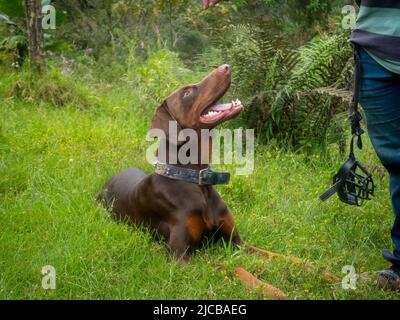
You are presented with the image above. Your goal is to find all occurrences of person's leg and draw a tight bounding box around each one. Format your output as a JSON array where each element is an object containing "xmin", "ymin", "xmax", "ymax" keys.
[
  {"xmin": 359, "ymin": 48, "xmax": 400, "ymax": 269},
  {"xmin": 386, "ymin": 174, "xmax": 400, "ymax": 261}
]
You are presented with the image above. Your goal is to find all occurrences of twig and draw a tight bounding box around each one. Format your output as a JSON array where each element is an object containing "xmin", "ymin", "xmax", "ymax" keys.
[
  {"xmin": 234, "ymin": 267, "xmax": 287, "ymax": 300},
  {"xmin": 242, "ymin": 244, "xmax": 340, "ymax": 283},
  {"xmin": 211, "ymin": 262, "xmax": 287, "ymax": 300}
]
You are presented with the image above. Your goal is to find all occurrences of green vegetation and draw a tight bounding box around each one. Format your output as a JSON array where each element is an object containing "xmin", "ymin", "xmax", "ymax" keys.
[
  {"xmin": 0, "ymin": 64, "xmax": 397, "ymax": 299},
  {"xmin": 1, "ymin": 0, "xmax": 398, "ymax": 300}
]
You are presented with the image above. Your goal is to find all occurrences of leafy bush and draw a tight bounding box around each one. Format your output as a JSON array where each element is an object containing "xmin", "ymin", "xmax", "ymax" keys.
[
  {"xmin": 131, "ymin": 48, "xmax": 198, "ymax": 101},
  {"xmin": 0, "ymin": 0, "xmax": 67, "ymax": 67},
  {"xmin": 0, "ymin": 8, "xmax": 27, "ymax": 67},
  {"xmin": 6, "ymin": 68, "xmax": 100, "ymax": 109},
  {"xmin": 220, "ymin": 23, "xmax": 353, "ymax": 152}
]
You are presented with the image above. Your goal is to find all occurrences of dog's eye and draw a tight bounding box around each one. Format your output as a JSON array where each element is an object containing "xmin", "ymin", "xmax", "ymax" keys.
[{"xmin": 183, "ymin": 88, "xmax": 193, "ymax": 98}]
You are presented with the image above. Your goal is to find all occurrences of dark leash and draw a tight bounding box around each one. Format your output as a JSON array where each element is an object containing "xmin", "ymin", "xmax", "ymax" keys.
[{"xmin": 320, "ymin": 44, "xmax": 375, "ymax": 206}]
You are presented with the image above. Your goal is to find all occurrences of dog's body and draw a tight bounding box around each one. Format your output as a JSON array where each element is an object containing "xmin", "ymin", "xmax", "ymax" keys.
[
  {"xmin": 100, "ymin": 65, "xmax": 243, "ymax": 258},
  {"xmin": 100, "ymin": 169, "xmax": 240, "ymax": 256}
]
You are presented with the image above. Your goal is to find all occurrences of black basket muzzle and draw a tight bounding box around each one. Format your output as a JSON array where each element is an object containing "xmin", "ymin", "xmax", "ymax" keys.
[
  {"xmin": 320, "ymin": 44, "xmax": 375, "ymax": 207},
  {"xmin": 320, "ymin": 137, "xmax": 375, "ymax": 207}
]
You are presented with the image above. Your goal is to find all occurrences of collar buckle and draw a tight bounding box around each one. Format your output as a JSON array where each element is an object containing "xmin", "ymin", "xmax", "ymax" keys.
[{"xmin": 199, "ymin": 167, "xmax": 212, "ymax": 185}]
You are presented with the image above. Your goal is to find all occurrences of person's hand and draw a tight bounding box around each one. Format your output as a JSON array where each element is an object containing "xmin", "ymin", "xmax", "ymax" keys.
[{"xmin": 202, "ymin": 0, "xmax": 223, "ymax": 9}]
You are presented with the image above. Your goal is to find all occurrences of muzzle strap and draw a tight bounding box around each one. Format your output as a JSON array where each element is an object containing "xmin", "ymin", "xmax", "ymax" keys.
[
  {"xmin": 319, "ymin": 180, "xmax": 342, "ymax": 202},
  {"xmin": 349, "ymin": 44, "xmax": 364, "ymax": 150}
]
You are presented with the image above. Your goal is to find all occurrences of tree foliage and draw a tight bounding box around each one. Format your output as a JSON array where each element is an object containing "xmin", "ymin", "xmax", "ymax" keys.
[
  {"xmin": 0, "ymin": 0, "xmax": 356, "ymax": 152},
  {"xmin": 219, "ymin": 22, "xmax": 353, "ymax": 151}
]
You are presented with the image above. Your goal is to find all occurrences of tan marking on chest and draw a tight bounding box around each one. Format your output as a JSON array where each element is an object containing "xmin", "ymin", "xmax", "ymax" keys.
[{"xmin": 186, "ymin": 215, "xmax": 205, "ymax": 243}]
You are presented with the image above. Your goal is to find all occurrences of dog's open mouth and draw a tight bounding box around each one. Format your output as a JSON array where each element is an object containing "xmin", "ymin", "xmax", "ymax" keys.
[{"xmin": 200, "ymin": 99, "xmax": 243, "ymax": 125}]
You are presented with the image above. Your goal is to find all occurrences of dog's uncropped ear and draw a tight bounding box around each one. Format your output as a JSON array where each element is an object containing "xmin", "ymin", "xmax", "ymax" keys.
[
  {"xmin": 151, "ymin": 101, "xmax": 172, "ymax": 135},
  {"xmin": 151, "ymin": 101, "xmax": 183, "ymax": 144}
]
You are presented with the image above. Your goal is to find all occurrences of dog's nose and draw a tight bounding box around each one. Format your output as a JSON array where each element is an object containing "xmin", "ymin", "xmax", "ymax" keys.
[{"xmin": 218, "ymin": 64, "xmax": 231, "ymax": 75}]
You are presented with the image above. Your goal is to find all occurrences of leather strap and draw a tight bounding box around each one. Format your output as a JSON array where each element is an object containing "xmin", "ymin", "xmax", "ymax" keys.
[
  {"xmin": 319, "ymin": 179, "xmax": 342, "ymax": 202},
  {"xmin": 154, "ymin": 163, "xmax": 230, "ymax": 186},
  {"xmin": 349, "ymin": 43, "xmax": 364, "ymax": 150}
]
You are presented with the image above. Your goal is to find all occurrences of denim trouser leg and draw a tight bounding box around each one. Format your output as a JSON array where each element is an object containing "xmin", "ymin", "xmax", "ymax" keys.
[
  {"xmin": 359, "ymin": 48, "xmax": 400, "ymax": 267},
  {"xmin": 388, "ymin": 174, "xmax": 400, "ymax": 263}
]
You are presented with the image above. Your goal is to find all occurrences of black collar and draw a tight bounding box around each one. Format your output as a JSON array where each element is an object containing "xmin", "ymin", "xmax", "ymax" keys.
[{"xmin": 154, "ymin": 163, "xmax": 230, "ymax": 186}]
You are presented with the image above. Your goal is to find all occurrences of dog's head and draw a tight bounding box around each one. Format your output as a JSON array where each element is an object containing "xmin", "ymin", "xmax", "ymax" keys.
[{"xmin": 151, "ymin": 64, "xmax": 243, "ymax": 137}]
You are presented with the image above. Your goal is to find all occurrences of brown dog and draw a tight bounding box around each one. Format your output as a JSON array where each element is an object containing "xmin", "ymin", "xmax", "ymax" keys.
[
  {"xmin": 99, "ymin": 64, "xmax": 244, "ymax": 259},
  {"xmin": 98, "ymin": 65, "xmax": 337, "ymax": 290}
]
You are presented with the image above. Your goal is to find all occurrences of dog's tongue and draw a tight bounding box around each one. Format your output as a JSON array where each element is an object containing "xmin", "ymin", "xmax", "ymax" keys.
[
  {"xmin": 209, "ymin": 99, "xmax": 242, "ymax": 111},
  {"xmin": 209, "ymin": 103, "xmax": 232, "ymax": 111}
]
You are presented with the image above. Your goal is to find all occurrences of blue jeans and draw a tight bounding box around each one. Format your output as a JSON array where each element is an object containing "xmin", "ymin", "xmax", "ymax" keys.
[{"xmin": 359, "ymin": 48, "xmax": 400, "ymax": 267}]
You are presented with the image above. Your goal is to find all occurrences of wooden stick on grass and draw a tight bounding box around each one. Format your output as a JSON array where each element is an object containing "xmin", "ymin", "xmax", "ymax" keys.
[
  {"xmin": 234, "ymin": 267, "xmax": 287, "ymax": 300},
  {"xmin": 242, "ymin": 244, "xmax": 340, "ymax": 283}
]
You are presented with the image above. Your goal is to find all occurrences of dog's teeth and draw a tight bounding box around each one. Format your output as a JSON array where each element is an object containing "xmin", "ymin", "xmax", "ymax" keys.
[{"xmin": 202, "ymin": 110, "xmax": 223, "ymax": 118}]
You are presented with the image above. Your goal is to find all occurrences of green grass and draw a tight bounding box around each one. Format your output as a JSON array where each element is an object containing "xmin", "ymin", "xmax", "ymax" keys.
[{"xmin": 0, "ymin": 68, "xmax": 399, "ymax": 300}]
